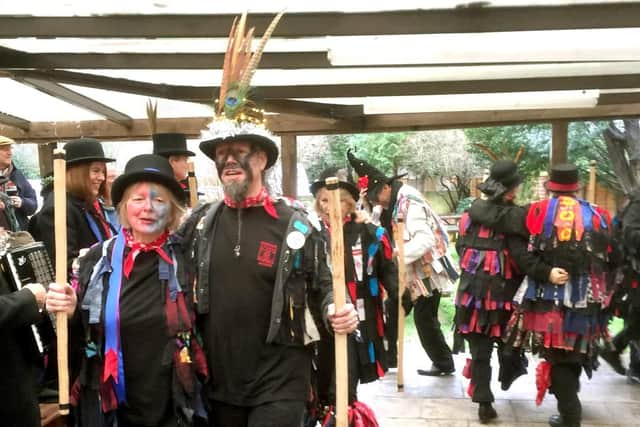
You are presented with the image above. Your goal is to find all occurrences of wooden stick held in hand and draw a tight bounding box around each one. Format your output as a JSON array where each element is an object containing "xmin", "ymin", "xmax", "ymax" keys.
[
  {"xmin": 53, "ymin": 148, "xmax": 69, "ymax": 415},
  {"xmin": 325, "ymin": 177, "xmax": 348, "ymax": 427},
  {"xmin": 393, "ymin": 214, "xmax": 407, "ymax": 390},
  {"xmin": 187, "ymin": 160, "xmax": 198, "ymax": 208}
]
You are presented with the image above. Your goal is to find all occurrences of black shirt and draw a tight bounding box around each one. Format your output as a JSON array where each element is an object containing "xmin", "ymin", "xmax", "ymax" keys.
[
  {"xmin": 205, "ymin": 204, "xmax": 310, "ymax": 406},
  {"xmin": 119, "ymin": 251, "xmax": 172, "ymax": 425}
]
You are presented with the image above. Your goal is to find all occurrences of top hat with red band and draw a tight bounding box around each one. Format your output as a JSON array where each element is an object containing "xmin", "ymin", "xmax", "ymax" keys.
[{"xmin": 545, "ymin": 163, "xmax": 580, "ymax": 192}]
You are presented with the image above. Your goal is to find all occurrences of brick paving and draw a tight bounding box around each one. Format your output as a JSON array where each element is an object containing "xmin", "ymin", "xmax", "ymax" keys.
[{"xmin": 356, "ymin": 337, "xmax": 640, "ymax": 427}]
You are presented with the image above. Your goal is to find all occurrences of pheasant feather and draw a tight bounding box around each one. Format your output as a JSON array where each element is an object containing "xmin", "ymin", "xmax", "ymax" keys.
[
  {"xmin": 146, "ymin": 99, "xmax": 157, "ymax": 134},
  {"xmin": 240, "ymin": 11, "xmax": 284, "ymax": 90}
]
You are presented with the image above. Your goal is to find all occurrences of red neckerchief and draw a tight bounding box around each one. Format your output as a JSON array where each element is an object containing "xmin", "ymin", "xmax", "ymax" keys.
[
  {"xmin": 123, "ymin": 228, "xmax": 173, "ymax": 278},
  {"xmin": 223, "ymin": 187, "xmax": 278, "ymax": 219},
  {"xmin": 92, "ymin": 200, "xmax": 114, "ymax": 239}
]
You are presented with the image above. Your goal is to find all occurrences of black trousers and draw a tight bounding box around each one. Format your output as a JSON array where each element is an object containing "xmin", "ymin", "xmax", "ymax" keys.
[
  {"xmin": 630, "ymin": 340, "xmax": 640, "ymax": 375},
  {"xmin": 549, "ymin": 363, "xmax": 582, "ymax": 424},
  {"xmin": 613, "ymin": 307, "xmax": 640, "ymax": 353},
  {"xmin": 209, "ymin": 400, "xmax": 305, "ymax": 427},
  {"xmin": 315, "ymin": 334, "xmax": 361, "ymax": 405},
  {"xmin": 384, "ymin": 296, "xmax": 398, "ymax": 364},
  {"xmin": 414, "ymin": 291, "xmax": 455, "ymax": 371},
  {"xmin": 466, "ymin": 333, "xmax": 495, "ymax": 403}
]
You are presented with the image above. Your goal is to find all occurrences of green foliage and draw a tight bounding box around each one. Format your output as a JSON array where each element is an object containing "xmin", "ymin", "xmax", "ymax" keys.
[
  {"xmin": 12, "ymin": 145, "xmax": 40, "ymax": 179},
  {"xmin": 464, "ymin": 121, "xmax": 618, "ymax": 199},
  {"xmin": 465, "ymin": 124, "xmax": 550, "ymax": 181},
  {"xmin": 306, "ymin": 133, "xmax": 410, "ymax": 181}
]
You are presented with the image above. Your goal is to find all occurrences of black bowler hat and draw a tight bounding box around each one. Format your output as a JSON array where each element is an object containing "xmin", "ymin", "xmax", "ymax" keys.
[
  {"xmin": 64, "ymin": 138, "xmax": 114, "ymax": 167},
  {"xmin": 477, "ymin": 160, "xmax": 523, "ymax": 200},
  {"xmin": 347, "ymin": 150, "xmax": 406, "ymax": 202},
  {"xmin": 310, "ymin": 167, "xmax": 359, "ymax": 201},
  {"xmin": 152, "ymin": 133, "xmax": 195, "ymax": 157},
  {"xmin": 545, "ymin": 163, "xmax": 580, "ymax": 193},
  {"xmin": 111, "ymin": 154, "xmax": 185, "ymax": 207}
]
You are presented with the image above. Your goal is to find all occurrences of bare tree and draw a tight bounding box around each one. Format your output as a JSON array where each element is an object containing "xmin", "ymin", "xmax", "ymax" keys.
[
  {"xmin": 603, "ymin": 119, "xmax": 640, "ymax": 194},
  {"xmin": 405, "ymin": 130, "xmax": 479, "ymax": 212}
]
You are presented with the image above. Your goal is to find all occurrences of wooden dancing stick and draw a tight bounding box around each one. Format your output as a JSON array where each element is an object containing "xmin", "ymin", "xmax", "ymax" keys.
[
  {"xmin": 53, "ymin": 148, "xmax": 69, "ymax": 415},
  {"xmin": 325, "ymin": 177, "xmax": 348, "ymax": 427},
  {"xmin": 393, "ymin": 214, "xmax": 407, "ymax": 391},
  {"xmin": 587, "ymin": 160, "xmax": 597, "ymax": 204},
  {"xmin": 187, "ymin": 160, "xmax": 198, "ymax": 208}
]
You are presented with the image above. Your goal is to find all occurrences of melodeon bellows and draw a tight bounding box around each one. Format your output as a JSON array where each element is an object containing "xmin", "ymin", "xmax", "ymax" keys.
[{"xmin": 1, "ymin": 241, "xmax": 56, "ymax": 358}]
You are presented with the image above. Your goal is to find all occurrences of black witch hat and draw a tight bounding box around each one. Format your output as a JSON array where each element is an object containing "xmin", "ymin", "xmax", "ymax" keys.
[
  {"xmin": 309, "ymin": 166, "xmax": 359, "ymax": 201},
  {"xmin": 347, "ymin": 149, "xmax": 406, "ymax": 202}
]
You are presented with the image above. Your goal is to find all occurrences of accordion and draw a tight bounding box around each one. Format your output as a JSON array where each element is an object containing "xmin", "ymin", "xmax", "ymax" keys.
[{"xmin": 1, "ymin": 241, "xmax": 56, "ymax": 357}]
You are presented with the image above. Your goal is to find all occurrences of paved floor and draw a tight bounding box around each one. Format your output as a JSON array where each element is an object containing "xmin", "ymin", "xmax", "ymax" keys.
[{"xmin": 357, "ymin": 337, "xmax": 640, "ymax": 427}]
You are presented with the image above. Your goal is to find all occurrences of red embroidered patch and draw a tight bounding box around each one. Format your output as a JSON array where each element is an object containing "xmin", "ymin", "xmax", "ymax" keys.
[{"xmin": 257, "ymin": 241, "xmax": 278, "ymax": 267}]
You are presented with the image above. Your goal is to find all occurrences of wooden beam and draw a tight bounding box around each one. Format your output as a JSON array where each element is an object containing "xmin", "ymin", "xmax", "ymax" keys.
[
  {"xmin": 0, "ymin": 4, "xmax": 638, "ymax": 38},
  {"xmin": 0, "ymin": 111, "xmax": 30, "ymax": 131},
  {"xmin": 0, "ymin": 51, "xmax": 331, "ymax": 70},
  {"xmin": 13, "ymin": 77, "xmax": 133, "ymax": 128},
  {"xmin": 280, "ymin": 134, "xmax": 297, "ymax": 198},
  {"xmin": 1, "ymin": 103, "xmax": 639, "ymax": 142},
  {"xmin": 0, "ymin": 117, "xmax": 211, "ymax": 143},
  {"xmin": 264, "ymin": 99, "xmax": 363, "ymax": 119},
  {"xmin": 0, "ymin": 51, "xmax": 611, "ymax": 70},
  {"xmin": 8, "ymin": 68, "xmax": 640, "ymax": 102},
  {"xmin": 551, "ymin": 120, "xmax": 569, "ymax": 166}
]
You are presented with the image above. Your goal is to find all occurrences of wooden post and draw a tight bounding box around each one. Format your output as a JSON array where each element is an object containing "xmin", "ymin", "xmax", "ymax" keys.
[
  {"xmin": 280, "ymin": 134, "xmax": 297, "ymax": 198},
  {"xmin": 393, "ymin": 215, "xmax": 407, "ymax": 390},
  {"xmin": 38, "ymin": 142, "xmax": 56, "ymax": 178},
  {"xmin": 53, "ymin": 148, "xmax": 69, "ymax": 416},
  {"xmin": 325, "ymin": 176, "xmax": 348, "ymax": 427},
  {"xmin": 587, "ymin": 160, "xmax": 597, "ymax": 204},
  {"xmin": 551, "ymin": 120, "xmax": 568, "ymax": 166},
  {"xmin": 187, "ymin": 160, "xmax": 198, "ymax": 208}
]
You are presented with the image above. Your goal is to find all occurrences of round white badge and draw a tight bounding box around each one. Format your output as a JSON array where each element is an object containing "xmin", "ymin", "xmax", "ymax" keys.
[{"xmin": 286, "ymin": 231, "xmax": 306, "ymax": 250}]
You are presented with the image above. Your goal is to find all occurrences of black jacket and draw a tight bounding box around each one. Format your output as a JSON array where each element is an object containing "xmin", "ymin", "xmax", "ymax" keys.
[
  {"xmin": 0, "ymin": 276, "xmax": 42, "ymax": 427},
  {"xmin": 465, "ymin": 199, "xmax": 552, "ymax": 282},
  {"xmin": 179, "ymin": 200, "xmax": 333, "ymax": 347},
  {"xmin": 29, "ymin": 193, "xmax": 115, "ymax": 273},
  {"xmin": 8, "ymin": 164, "xmax": 37, "ymax": 230}
]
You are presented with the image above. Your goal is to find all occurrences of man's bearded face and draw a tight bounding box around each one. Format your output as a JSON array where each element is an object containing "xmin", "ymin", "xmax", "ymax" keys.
[{"xmin": 215, "ymin": 141, "xmax": 255, "ymax": 202}]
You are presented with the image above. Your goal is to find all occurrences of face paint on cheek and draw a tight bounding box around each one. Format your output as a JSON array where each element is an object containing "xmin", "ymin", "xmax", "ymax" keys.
[
  {"xmin": 215, "ymin": 152, "xmax": 254, "ymax": 180},
  {"xmin": 146, "ymin": 186, "xmax": 170, "ymax": 233}
]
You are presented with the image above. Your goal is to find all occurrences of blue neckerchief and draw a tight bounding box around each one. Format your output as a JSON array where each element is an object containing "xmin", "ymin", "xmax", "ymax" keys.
[
  {"xmin": 543, "ymin": 197, "xmax": 559, "ymax": 239},
  {"xmin": 85, "ymin": 211, "xmax": 105, "ymax": 243},
  {"xmin": 104, "ymin": 230, "xmax": 127, "ymax": 403}
]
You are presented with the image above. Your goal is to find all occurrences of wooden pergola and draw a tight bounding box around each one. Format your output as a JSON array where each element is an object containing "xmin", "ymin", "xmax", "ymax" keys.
[{"xmin": 1, "ymin": 2, "xmax": 640, "ymax": 196}]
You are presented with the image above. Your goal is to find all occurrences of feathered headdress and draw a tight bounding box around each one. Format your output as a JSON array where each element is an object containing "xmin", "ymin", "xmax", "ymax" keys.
[{"xmin": 200, "ymin": 12, "xmax": 284, "ymax": 168}]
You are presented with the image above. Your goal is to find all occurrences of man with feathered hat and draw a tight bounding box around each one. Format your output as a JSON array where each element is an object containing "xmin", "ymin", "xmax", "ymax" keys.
[
  {"xmin": 179, "ymin": 13, "xmax": 358, "ymax": 426},
  {"xmin": 348, "ymin": 150, "xmax": 458, "ymax": 377}
]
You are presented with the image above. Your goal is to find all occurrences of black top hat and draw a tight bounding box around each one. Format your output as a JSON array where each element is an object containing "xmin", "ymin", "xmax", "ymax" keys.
[
  {"xmin": 310, "ymin": 167, "xmax": 359, "ymax": 201},
  {"xmin": 111, "ymin": 154, "xmax": 186, "ymax": 207},
  {"xmin": 152, "ymin": 133, "xmax": 195, "ymax": 157},
  {"xmin": 200, "ymin": 133, "xmax": 278, "ymax": 170},
  {"xmin": 347, "ymin": 150, "xmax": 406, "ymax": 201},
  {"xmin": 477, "ymin": 160, "xmax": 523, "ymax": 200},
  {"xmin": 545, "ymin": 163, "xmax": 580, "ymax": 193},
  {"xmin": 64, "ymin": 138, "xmax": 115, "ymax": 167}
]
